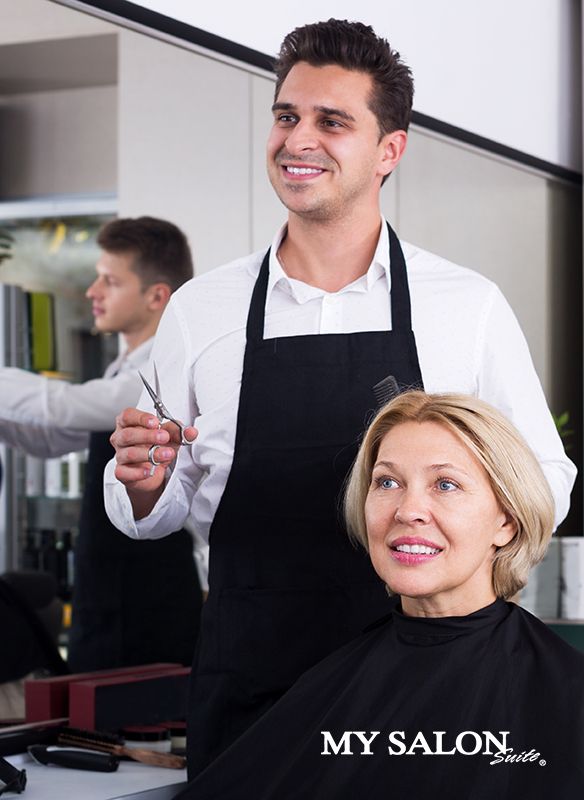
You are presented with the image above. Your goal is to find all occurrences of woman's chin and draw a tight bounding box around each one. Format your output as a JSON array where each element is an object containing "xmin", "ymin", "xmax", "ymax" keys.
[{"xmin": 381, "ymin": 573, "xmax": 438, "ymax": 602}]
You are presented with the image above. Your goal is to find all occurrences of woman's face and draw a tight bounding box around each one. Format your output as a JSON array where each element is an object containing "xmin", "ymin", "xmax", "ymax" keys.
[{"xmin": 364, "ymin": 421, "xmax": 516, "ymax": 617}]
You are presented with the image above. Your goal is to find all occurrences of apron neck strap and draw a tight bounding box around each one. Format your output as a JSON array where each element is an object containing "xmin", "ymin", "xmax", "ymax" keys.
[
  {"xmin": 386, "ymin": 221, "xmax": 412, "ymax": 331},
  {"xmin": 246, "ymin": 248, "xmax": 271, "ymax": 344},
  {"xmin": 246, "ymin": 221, "xmax": 412, "ymax": 343}
]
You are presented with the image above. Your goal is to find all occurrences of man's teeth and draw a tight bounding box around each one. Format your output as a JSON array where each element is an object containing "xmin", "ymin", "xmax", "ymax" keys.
[
  {"xmin": 286, "ymin": 166, "xmax": 322, "ymax": 175},
  {"xmin": 395, "ymin": 544, "xmax": 440, "ymax": 555}
]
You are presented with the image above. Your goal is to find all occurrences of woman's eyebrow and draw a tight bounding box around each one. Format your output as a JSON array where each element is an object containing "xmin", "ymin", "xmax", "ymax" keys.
[
  {"xmin": 371, "ymin": 460, "xmax": 396, "ymax": 471},
  {"xmin": 372, "ymin": 460, "xmax": 472, "ymax": 477},
  {"xmin": 428, "ymin": 463, "xmax": 472, "ymax": 477}
]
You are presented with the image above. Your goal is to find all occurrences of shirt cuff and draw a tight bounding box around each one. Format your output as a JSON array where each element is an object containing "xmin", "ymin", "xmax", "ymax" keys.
[{"xmin": 103, "ymin": 456, "xmax": 190, "ymax": 539}]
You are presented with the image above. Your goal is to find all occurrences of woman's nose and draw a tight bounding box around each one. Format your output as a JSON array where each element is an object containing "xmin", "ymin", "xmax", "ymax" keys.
[{"xmin": 394, "ymin": 488, "xmax": 431, "ymax": 525}]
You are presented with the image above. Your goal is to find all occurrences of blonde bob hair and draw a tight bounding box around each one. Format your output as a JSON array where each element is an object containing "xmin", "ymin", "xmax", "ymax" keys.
[{"xmin": 344, "ymin": 391, "xmax": 555, "ymax": 600}]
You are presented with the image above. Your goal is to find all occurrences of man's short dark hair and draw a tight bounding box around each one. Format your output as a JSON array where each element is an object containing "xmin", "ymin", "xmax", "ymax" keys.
[
  {"xmin": 97, "ymin": 216, "xmax": 193, "ymax": 293},
  {"xmin": 274, "ymin": 19, "xmax": 414, "ymax": 138}
]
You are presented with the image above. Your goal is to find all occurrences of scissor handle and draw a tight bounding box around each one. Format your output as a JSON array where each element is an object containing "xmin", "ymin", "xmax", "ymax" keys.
[
  {"xmin": 157, "ymin": 415, "xmax": 192, "ymax": 446},
  {"xmin": 178, "ymin": 429, "xmax": 192, "ymax": 446}
]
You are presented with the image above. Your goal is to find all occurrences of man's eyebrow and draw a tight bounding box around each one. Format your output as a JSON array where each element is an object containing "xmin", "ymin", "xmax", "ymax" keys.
[
  {"xmin": 315, "ymin": 105, "xmax": 355, "ymax": 122},
  {"xmin": 271, "ymin": 102, "xmax": 355, "ymax": 123},
  {"xmin": 272, "ymin": 102, "xmax": 294, "ymax": 113}
]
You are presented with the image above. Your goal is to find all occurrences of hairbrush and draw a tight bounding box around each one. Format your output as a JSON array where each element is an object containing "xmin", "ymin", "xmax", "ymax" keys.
[{"xmin": 57, "ymin": 727, "xmax": 186, "ymax": 770}]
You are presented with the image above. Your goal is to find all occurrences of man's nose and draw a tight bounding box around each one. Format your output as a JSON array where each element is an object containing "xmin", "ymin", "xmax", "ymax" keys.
[
  {"xmin": 285, "ymin": 121, "xmax": 319, "ymax": 155},
  {"xmin": 86, "ymin": 278, "xmax": 100, "ymax": 299}
]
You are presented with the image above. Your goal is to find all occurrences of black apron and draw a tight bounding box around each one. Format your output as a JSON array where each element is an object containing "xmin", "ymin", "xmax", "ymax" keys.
[
  {"xmin": 187, "ymin": 223, "xmax": 423, "ymax": 775},
  {"xmin": 68, "ymin": 431, "xmax": 202, "ymax": 672}
]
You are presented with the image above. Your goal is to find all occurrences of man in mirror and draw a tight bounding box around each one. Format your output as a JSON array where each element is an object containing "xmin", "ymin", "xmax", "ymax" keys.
[{"xmin": 0, "ymin": 216, "xmax": 202, "ymax": 672}]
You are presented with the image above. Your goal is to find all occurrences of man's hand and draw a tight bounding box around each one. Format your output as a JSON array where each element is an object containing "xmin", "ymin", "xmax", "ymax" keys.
[{"xmin": 110, "ymin": 408, "xmax": 197, "ymax": 519}]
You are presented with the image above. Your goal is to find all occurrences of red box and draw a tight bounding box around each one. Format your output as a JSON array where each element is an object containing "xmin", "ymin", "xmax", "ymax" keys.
[
  {"xmin": 25, "ymin": 663, "xmax": 181, "ymax": 722},
  {"xmin": 68, "ymin": 667, "xmax": 191, "ymax": 731}
]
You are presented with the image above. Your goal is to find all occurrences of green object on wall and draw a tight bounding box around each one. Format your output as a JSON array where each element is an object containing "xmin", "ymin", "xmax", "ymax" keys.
[{"xmin": 29, "ymin": 292, "xmax": 56, "ymax": 372}]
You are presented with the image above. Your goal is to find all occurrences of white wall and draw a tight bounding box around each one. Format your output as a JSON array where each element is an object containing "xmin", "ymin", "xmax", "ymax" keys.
[
  {"xmin": 117, "ymin": 31, "xmax": 251, "ymax": 273},
  {"xmin": 0, "ymin": 85, "xmax": 117, "ymax": 197},
  {"xmin": 2, "ymin": 0, "xmax": 115, "ymax": 44},
  {"xmin": 130, "ymin": 0, "xmax": 582, "ymax": 172}
]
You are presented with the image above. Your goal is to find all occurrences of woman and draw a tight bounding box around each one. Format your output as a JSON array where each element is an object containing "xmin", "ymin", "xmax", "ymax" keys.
[{"xmin": 177, "ymin": 392, "xmax": 584, "ymax": 798}]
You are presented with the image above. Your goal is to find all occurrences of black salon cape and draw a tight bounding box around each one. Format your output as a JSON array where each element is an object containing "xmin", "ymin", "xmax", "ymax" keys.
[{"xmin": 176, "ymin": 600, "xmax": 584, "ymax": 799}]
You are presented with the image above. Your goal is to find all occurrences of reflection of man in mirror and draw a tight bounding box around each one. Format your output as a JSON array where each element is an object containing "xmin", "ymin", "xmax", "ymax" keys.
[
  {"xmin": 0, "ymin": 216, "xmax": 202, "ymax": 672},
  {"xmin": 105, "ymin": 21, "xmax": 576, "ymax": 776}
]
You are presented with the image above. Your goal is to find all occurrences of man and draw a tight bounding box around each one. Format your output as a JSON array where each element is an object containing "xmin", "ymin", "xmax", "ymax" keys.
[
  {"xmin": 105, "ymin": 21, "xmax": 575, "ymax": 775},
  {"xmin": 0, "ymin": 216, "xmax": 202, "ymax": 671}
]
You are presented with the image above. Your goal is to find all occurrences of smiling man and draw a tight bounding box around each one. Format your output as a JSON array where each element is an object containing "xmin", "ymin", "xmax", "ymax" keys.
[
  {"xmin": 104, "ymin": 20, "xmax": 575, "ymax": 775},
  {"xmin": 0, "ymin": 216, "xmax": 202, "ymax": 672}
]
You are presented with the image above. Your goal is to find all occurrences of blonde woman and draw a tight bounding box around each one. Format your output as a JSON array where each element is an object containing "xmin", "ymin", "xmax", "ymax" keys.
[{"xmin": 179, "ymin": 392, "xmax": 584, "ymax": 799}]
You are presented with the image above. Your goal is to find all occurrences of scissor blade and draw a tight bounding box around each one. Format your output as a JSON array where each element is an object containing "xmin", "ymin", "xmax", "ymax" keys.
[
  {"xmin": 139, "ymin": 371, "xmax": 160, "ymax": 406},
  {"xmin": 153, "ymin": 361, "xmax": 161, "ymax": 399}
]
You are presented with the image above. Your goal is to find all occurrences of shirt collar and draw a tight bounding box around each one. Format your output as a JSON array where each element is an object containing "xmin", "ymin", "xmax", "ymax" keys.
[
  {"xmin": 265, "ymin": 217, "xmax": 391, "ymax": 305},
  {"xmin": 125, "ymin": 336, "xmax": 154, "ymax": 367},
  {"xmin": 108, "ymin": 336, "xmax": 154, "ymax": 375}
]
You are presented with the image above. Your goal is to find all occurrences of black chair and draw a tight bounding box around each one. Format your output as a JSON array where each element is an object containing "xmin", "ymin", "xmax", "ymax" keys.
[{"xmin": 0, "ymin": 571, "xmax": 68, "ymax": 686}]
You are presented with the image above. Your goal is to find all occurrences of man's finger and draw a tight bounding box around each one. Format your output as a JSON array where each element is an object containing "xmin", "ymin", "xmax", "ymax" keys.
[
  {"xmin": 115, "ymin": 407, "xmax": 161, "ymax": 430},
  {"xmin": 116, "ymin": 444, "xmax": 176, "ymax": 467},
  {"xmin": 114, "ymin": 462, "xmax": 166, "ymax": 487},
  {"xmin": 183, "ymin": 426, "xmax": 198, "ymax": 443},
  {"xmin": 111, "ymin": 426, "xmax": 171, "ymax": 449},
  {"xmin": 159, "ymin": 422, "xmax": 199, "ymax": 446}
]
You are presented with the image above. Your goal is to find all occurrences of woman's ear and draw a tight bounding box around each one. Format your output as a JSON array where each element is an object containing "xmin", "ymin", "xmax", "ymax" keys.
[{"xmin": 493, "ymin": 511, "xmax": 518, "ymax": 548}]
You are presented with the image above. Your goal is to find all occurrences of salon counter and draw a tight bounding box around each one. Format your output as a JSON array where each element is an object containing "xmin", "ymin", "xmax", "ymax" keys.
[{"xmin": 6, "ymin": 752, "xmax": 187, "ymax": 799}]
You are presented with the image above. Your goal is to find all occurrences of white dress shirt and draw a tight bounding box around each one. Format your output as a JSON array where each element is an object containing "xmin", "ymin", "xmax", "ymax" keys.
[
  {"xmin": 0, "ymin": 338, "xmax": 153, "ymax": 458},
  {"xmin": 104, "ymin": 221, "xmax": 576, "ymax": 538}
]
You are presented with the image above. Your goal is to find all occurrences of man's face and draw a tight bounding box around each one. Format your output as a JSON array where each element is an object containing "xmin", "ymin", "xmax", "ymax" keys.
[
  {"xmin": 267, "ymin": 62, "xmax": 399, "ymax": 222},
  {"xmin": 86, "ymin": 250, "xmax": 152, "ymax": 335}
]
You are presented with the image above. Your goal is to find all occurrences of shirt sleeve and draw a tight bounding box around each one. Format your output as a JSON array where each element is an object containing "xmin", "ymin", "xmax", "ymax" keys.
[
  {"xmin": 476, "ymin": 286, "xmax": 576, "ymax": 529},
  {"xmin": 0, "ymin": 367, "xmax": 145, "ymax": 430},
  {"xmin": 0, "ymin": 418, "xmax": 88, "ymax": 458},
  {"xmin": 103, "ymin": 299, "xmax": 205, "ymax": 540}
]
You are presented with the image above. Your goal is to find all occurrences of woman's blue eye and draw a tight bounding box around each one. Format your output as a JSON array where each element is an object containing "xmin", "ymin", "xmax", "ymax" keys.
[
  {"xmin": 437, "ymin": 479, "xmax": 458, "ymax": 491},
  {"xmin": 379, "ymin": 478, "xmax": 397, "ymax": 489}
]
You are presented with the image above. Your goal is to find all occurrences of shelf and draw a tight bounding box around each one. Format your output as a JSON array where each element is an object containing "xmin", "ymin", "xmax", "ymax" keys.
[{"xmin": 26, "ymin": 496, "xmax": 82, "ymax": 530}]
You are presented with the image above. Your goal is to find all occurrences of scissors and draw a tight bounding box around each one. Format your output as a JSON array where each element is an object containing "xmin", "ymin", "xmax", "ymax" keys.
[{"xmin": 139, "ymin": 362, "xmax": 193, "ymax": 447}]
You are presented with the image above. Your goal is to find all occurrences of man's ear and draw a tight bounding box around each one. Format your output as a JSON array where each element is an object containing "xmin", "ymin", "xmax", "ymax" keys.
[
  {"xmin": 379, "ymin": 129, "xmax": 408, "ymax": 179},
  {"xmin": 146, "ymin": 282, "xmax": 171, "ymax": 311}
]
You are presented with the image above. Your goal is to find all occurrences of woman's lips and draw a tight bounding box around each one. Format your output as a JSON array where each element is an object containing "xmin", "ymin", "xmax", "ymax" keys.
[{"xmin": 389, "ymin": 537, "xmax": 443, "ymax": 565}]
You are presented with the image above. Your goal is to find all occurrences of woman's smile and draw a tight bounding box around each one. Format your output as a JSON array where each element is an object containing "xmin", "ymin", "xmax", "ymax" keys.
[{"xmin": 389, "ymin": 536, "xmax": 444, "ymax": 564}]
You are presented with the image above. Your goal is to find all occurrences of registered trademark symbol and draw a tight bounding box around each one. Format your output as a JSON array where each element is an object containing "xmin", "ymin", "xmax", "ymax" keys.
[{"xmin": 539, "ymin": 759, "xmax": 546, "ymax": 766}]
